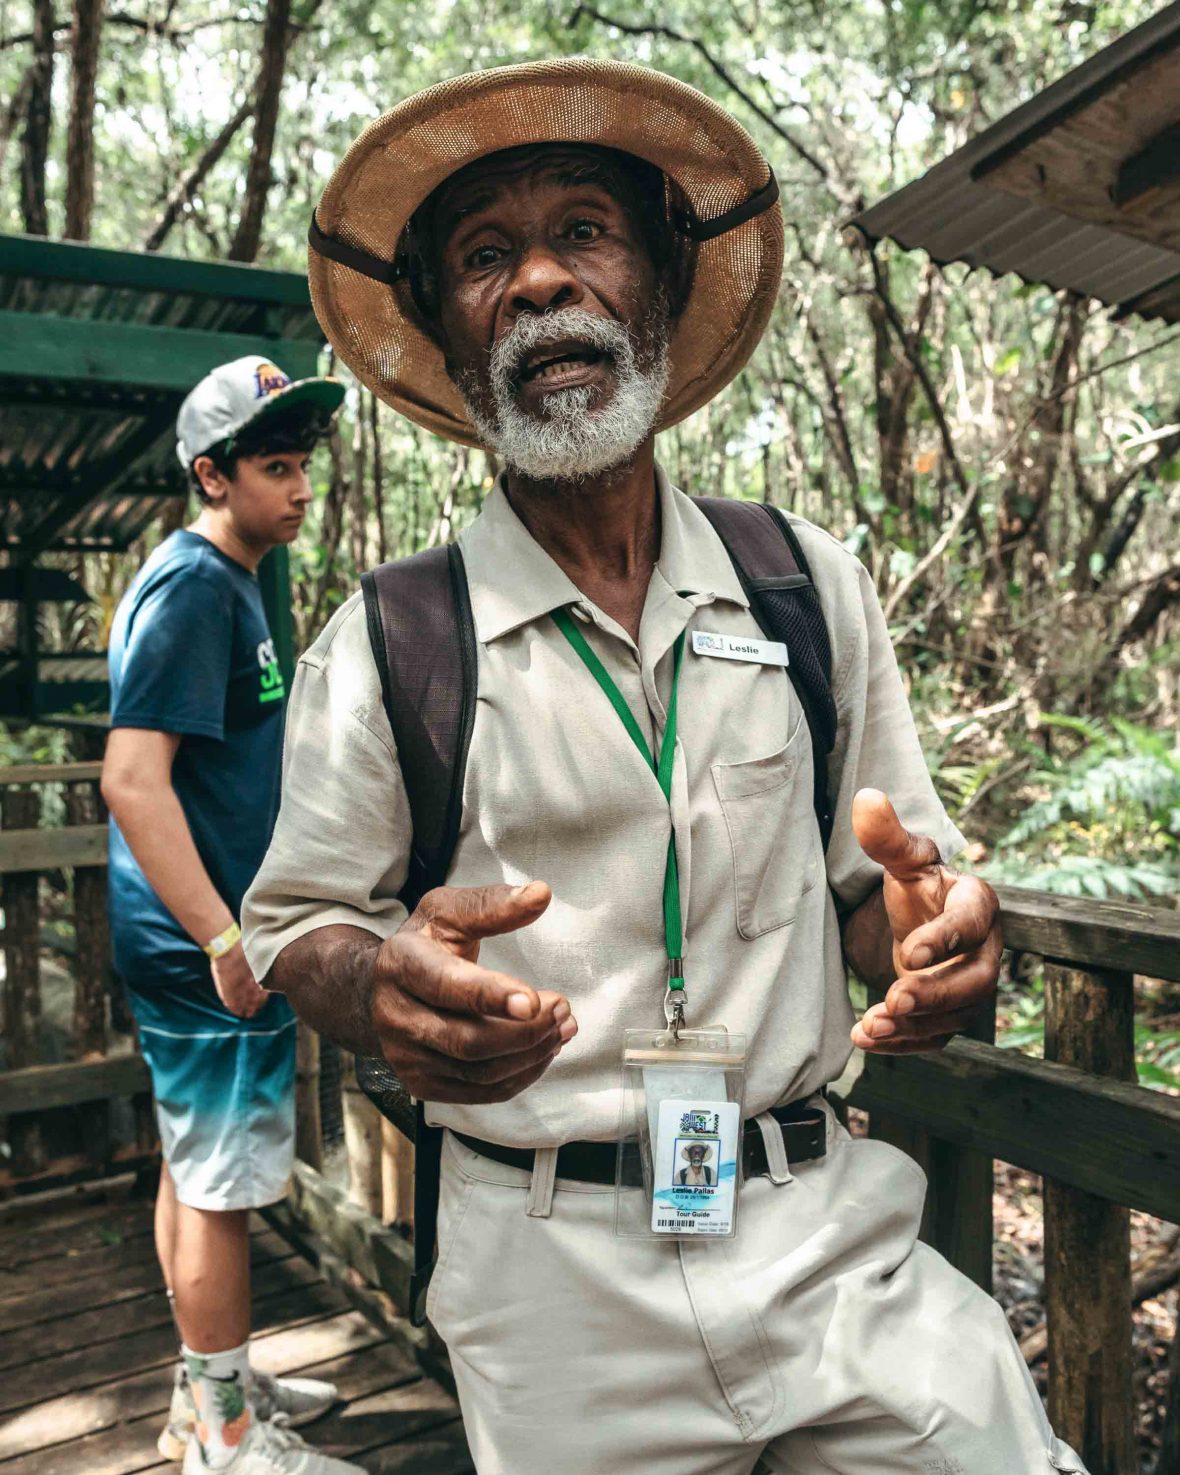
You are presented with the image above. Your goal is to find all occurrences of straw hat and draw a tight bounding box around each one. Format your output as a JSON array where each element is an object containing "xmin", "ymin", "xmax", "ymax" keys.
[{"xmin": 308, "ymin": 57, "xmax": 784, "ymax": 447}]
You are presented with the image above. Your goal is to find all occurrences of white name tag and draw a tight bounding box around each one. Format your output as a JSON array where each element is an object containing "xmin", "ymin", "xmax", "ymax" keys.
[{"xmin": 691, "ymin": 630, "xmax": 789, "ymax": 667}]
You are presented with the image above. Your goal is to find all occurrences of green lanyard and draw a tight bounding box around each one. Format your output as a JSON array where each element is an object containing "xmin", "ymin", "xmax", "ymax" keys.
[{"xmin": 551, "ymin": 607, "xmax": 687, "ymax": 1029}]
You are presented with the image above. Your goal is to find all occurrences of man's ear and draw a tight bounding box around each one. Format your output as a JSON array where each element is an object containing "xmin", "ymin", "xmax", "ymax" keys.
[{"xmin": 193, "ymin": 455, "xmax": 230, "ymax": 506}]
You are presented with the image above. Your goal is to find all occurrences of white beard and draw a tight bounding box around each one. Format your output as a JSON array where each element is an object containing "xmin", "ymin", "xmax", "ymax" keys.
[{"xmin": 457, "ymin": 304, "xmax": 670, "ymax": 483}]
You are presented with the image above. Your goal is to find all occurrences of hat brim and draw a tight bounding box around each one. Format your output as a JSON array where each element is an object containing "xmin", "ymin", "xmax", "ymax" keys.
[
  {"xmin": 238, "ymin": 376, "xmax": 346, "ymax": 440},
  {"xmin": 309, "ymin": 59, "xmax": 783, "ymax": 447}
]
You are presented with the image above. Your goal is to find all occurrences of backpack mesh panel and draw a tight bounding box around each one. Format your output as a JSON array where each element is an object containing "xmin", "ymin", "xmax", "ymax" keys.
[{"xmin": 758, "ymin": 583, "xmax": 837, "ymax": 753}]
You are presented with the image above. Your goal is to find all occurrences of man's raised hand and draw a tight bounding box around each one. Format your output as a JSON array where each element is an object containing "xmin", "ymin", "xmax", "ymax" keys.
[
  {"xmin": 849, "ymin": 789, "xmax": 1001, "ymax": 1054},
  {"xmin": 372, "ymin": 880, "xmax": 577, "ymax": 1104}
]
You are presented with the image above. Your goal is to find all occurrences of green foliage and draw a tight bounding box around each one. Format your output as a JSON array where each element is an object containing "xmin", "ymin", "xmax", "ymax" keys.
[
  {"xmin": 983, "ymin": 717, "xmax": 1180, "ymax": 900},
  {"xmin": 996, "ymin": 972, "xmax": 1180, "ymax": 1093}
]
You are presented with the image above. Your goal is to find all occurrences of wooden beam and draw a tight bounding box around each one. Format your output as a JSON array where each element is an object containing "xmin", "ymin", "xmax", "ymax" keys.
[
  {"xmin": 0, "ymin": 761, "xmax": 102, "ymax": 787},
  {"xmin": 0, "ymin": 311, "xmax": 321, "ymax": 395},
  {"xmin": 0, "ymin": 230, "xmax": 316, "ymax": 307},
  {"xmin": 996, "ymin": 883, "xmax": 1180, "ymax": 982},
  {"xmin": 847, "ymin": 1037, "xmax": 1180, "ymax": 1223},
  {"xmin": 0, "ymin": 824, "xmax": 106, "ymax": 873},
  {"xmin": 0, "ymin": 1055, "xmax": 150, "ymax": 1114}
]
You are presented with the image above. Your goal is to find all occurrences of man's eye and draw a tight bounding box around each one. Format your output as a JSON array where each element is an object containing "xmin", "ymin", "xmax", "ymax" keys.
[
  {"xmin": 567, "ymin": 220, "xmax": 603, "ymax": 242},
  {"xmin": 266, "ymin": 462, "xmax": 287, "ymax": 475},
  {"xmin": 466, "ymin": 244, "xmax": 502, "ymax": 269}
]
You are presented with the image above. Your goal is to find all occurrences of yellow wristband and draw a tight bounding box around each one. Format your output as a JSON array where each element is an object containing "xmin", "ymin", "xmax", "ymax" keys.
[{"xmin": 203, "ymin": 921, "xmax": 241, "ymax": 960}]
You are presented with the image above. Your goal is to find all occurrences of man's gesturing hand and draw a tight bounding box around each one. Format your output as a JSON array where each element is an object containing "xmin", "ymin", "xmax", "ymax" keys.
[
  {"xmin": 849, "ymin": 789, "xmax": 1001, "ymax": 1054},
  {"xmin": 371, "ymin": 880, "xmax": 577, "ymax": 1104}
]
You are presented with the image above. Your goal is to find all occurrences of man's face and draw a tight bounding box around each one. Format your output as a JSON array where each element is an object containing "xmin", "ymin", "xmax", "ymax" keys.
[
  {"xmin": 194, "ymin": 450, "xmax": 313, "ymax": 547},
  {"xmin": 688, "ymin": 1146, "xmax": 706, "ymax": 1165},
  {"xmin": 430, "ymin": 146, "xmax": 673, "ymax": 482}
]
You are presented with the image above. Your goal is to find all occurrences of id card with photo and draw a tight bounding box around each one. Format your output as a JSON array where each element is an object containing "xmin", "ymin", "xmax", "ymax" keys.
[{"xmin": 650, "ymin": 1098, "xmax": 740, "ymax": 1236}]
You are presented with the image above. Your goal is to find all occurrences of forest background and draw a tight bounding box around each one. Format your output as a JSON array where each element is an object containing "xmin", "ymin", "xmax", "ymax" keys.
[{"xmin": 1, "ymin": 0, "xmax": 1178, "ymax": 1458}]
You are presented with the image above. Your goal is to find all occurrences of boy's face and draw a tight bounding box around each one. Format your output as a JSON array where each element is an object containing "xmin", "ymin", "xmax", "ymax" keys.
[{"xmin": 194, "ymin": 450, "xmax": 313, "ymax": 547}]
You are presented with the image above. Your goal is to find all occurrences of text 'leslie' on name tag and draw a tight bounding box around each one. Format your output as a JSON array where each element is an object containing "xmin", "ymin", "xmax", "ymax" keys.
[{"xmin": 691, "ymin": 631, "xmax": 789, "ymax": 667}]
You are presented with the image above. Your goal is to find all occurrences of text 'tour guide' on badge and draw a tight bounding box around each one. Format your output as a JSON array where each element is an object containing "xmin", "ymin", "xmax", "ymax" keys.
[{"xmin": 691, "ymin": 630, "xmax": 789, "ymax": 666}]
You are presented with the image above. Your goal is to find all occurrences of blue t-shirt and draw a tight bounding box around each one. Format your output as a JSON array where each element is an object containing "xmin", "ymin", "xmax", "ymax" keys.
[{"xmin": 107, "ymin": 530, "xmax": 287, "ymax": 988}]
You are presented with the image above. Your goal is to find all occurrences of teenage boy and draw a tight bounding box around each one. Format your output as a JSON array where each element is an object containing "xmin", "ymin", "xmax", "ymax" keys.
[{"xmin": 103, "ymin": 358, "xmax": 362, "ymax": 1475}]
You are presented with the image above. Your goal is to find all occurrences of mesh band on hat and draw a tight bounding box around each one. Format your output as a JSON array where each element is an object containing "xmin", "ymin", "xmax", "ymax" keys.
[{"xmin": 307, "ymin": 58, "xmax": 785, "ymax": 447}]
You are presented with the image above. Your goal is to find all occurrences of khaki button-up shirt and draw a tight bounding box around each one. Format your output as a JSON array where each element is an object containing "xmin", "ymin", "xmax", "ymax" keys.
[{"xmin": 243, "ymin": 468, "xmax": 964, "ymax": 1147}]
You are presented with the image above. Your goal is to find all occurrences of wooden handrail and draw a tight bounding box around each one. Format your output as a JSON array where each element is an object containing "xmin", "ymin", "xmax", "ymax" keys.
[
  {"xmin": 0, "ymin": 761, "xmax": 103, "ymax": 787},
  {"xmin": 0, "ymin": 825, "xmax": 107, "ymax": 873},
  {"xmin": 995, "ymin": 883, "xmax": 1180, "ymax": 982},
  {"xmin": 846, "ymin": 1037, "xmax": 1180, "ymax": 1222}
]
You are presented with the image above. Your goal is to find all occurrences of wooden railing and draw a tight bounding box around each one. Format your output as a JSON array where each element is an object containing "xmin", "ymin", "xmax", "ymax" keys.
[
  {"xmin": 0, "ymin": 760, "xmax": 155, "ymax": 1191},
  {"xmin": 844, "ymin": 885, "xmax": 1180, "ymax": 1475},
  {"xmin": 2, "ymin": 768, "xmax": 1175, "ymax": 1470},
  {"xmin": 287, "ymin": 885, "xmax": 1180, "ymax": 1475}
]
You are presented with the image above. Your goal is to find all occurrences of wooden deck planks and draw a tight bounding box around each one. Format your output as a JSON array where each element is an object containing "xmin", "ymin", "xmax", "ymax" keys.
[
  {"xmin": 0, "ymin": 1252, "xmax": 321, "ymax": 1372},
  {"xmin": 8, "ymin": 1343, "xmax": 426, "ymax": 1475},
  {"xmin": 0, "ymin": 1311, "xmax": 388, "ymax": 1461},
  {"xmin": 0, "ymin": 1231, "xmax": 293, "ymax": 1334},
  {"xmin": 0, "ymin": 1185, "xmax": 471, "ymax": 1475}
]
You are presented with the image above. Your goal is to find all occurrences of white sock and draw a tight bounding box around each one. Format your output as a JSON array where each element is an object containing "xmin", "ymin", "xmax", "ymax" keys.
[{"xmin": 182, "ymin": 1341, "xmax": 253, "ymax": 1469}]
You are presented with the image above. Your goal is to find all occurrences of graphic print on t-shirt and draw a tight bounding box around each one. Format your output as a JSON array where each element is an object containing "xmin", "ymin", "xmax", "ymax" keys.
[{"xmin": 257, "ymin": 637, "xmax": 286, "ymax": 704}]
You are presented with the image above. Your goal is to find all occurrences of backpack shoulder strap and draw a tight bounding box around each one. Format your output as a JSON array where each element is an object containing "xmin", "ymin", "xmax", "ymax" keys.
[
  {"xmin": 693, "ymin": 498, "xmax": 838, "ymax": 850},
  {"xmin": 360, "ymin": 542, "xmax": 478, "ymax": 912},
  {"xmin": 357, "ymin": 542, "xmax": 477, "ymax": 1327}
]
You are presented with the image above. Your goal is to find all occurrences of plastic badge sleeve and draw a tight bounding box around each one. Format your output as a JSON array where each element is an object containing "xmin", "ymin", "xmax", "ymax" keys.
[{"xmin": 614, "ymin": 1028, "xmax": 747, "ymax": 1240}]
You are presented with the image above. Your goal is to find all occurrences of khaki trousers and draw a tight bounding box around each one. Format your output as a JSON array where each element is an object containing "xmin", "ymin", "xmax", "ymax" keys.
[{"xmin": 428, "ymin": 1107, "xmax": 1089, "ymax": 1475}]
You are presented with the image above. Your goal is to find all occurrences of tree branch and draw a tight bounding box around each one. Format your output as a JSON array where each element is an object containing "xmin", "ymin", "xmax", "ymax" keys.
[
  {"xmin": 567, "ymin": 4, "xmax": 857, "ymax": 208},
  {"xmin": 141, "ymin": 93, "xmax": 254, "ymax": 251},
  {"xmin": 865, "ymin": 244, "xmax": 971, "ymax": 503}
]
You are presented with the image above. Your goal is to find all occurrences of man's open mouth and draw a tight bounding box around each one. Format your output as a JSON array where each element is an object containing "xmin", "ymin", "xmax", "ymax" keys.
[{"xmin": 517, "ymin": 340, "xmax": 609, "ymax": 384}]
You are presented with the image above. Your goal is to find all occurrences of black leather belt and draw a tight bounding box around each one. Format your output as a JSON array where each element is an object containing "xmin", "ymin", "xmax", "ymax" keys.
[{"xmin": 454, "ymin": 1098, "xmax": 827, "ymax": 1187}]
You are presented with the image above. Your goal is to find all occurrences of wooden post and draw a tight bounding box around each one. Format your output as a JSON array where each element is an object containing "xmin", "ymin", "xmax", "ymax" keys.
[
  {"xmin": 865, "ymin": 988, "xmax": 996, "ymax": 1291},
  {"xmin": 381, "ymin": 1117, "xmax": 414, "ymax": 1230},
  {"xmin": 1, "ymin": 786, "xmax": 45, "ymax": 1175},
  {"xmin": 1043, "ymin": 965, "xmax": 1135, "ymax": 1475},
  {"xmin": 294, "ymin": 1021, "xmax": 323, "ymax": 1172},
  {"xmin": 65, "ymin": 779, "xmax": 108, "ymax": 1059},
  {"xmin": 341, "ymin": 1051, "xmax": 383, "ymax": 1217}
]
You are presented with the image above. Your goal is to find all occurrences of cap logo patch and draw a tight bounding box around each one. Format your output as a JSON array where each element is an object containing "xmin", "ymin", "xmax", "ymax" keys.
[{"xmin": 254, "ymin": 361, "xmax": 291, "ymax": 398}]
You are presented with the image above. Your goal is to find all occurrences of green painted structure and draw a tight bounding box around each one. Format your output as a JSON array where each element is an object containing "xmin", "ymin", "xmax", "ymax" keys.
[{"xmin": 0, "ymin": 232, "xmax": 326, "ymax": 724}]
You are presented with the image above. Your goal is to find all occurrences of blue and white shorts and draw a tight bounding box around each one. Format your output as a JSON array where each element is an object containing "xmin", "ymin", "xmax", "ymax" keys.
[{"xmin": 125, "ymin": 977, "xmax": 297, "ymax": 1211}]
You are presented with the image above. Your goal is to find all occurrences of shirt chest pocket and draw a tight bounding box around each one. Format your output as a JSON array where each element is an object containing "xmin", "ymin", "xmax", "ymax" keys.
[{"xmin": 711, "ymin": 718, "xmax": 819, "ymax": 939}]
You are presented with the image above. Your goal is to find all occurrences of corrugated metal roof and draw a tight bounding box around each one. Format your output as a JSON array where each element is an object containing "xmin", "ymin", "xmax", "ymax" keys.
[
  {"xmin": 0, "ymin": 234, "xmax": 327, "ymax": 554},
  {"xmin": 850, "ymin": 3, "xmax": 1180, "ymax": 323}
]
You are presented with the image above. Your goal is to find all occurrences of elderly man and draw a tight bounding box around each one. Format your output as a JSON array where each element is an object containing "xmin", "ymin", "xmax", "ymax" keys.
[{"xmin": 243, "ymin": 60, "xmax": 1087, "ymax": 1475}]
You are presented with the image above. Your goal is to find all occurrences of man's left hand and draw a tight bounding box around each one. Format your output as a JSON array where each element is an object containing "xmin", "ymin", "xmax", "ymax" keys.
[{"xmin": 849, "ymin": 788, "xmax": 1001, "ymax": 1054}]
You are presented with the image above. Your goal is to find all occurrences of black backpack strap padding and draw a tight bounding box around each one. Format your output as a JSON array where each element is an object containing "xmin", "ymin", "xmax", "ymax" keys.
[
  {"xmin": 356, "ymin": 542, "xmax": 478, "ymax": 1327},
  {"xmin": 361, "ymin": 543, "xmax": 478, "ymax": 907},
  {"xmin": 693, "ymin": 498, "xmax": 838, "ymax": 851}
]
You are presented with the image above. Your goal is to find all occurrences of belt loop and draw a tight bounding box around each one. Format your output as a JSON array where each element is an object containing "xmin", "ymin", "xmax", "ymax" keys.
[
  {"xmin": 755, "ymin": 1110, "xmax": 793, "ymax": 1185},
  {"xmin": 526, "ymin": 1146, "xmax": 558, "ymax": 1218}
]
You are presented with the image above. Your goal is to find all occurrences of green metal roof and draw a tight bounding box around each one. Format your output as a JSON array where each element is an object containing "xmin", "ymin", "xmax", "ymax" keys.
[{"xmin": 0, "ymin": 233, "xmax": 326, "ymax": 554}]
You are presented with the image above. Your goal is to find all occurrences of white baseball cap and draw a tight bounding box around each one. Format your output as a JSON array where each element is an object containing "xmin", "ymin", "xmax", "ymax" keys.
[{"xmin": 176, "ymin": 355, "xmax": 345, "ymax": 469}]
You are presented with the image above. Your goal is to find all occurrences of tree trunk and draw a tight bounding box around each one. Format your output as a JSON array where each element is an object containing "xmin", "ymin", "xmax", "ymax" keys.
[
  {"xmin": 370, "ymin": 391, "xmax": 387, "ymax": 565},
  {"xmin": 19, "ymin": 0, "xmax": 55, "ymax": 236},
  {"xmin": 0, "ymin": 65, "xmax": 36, "ymax": 189},
  {"xmin": 64, "ymin": 0, "xmax": 104, "ymax": 240},
  {"xmin": 227, "ymin": 0, "xmax": 293, "ymax": 263}
]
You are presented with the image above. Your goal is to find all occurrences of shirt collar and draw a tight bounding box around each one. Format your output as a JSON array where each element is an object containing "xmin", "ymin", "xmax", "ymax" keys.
[{"xmin": 458, "ymin": 463, "xmax": 750, "ymax": 645}]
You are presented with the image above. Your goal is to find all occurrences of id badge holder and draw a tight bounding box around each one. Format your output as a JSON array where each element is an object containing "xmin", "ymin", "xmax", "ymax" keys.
[{"xmin": 615, "ymin": 1028, "xmax": 747, "ymax": 1239}]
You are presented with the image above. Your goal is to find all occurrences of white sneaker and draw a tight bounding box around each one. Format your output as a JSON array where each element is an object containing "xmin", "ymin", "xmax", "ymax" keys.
[
  {"xmin": 180, "ymin": 1413, "xmax": 364, "ymax": 1473},
  {"xmin": 159, "ymin": 1367, "xmax": 337, "ymax": 1461},
  {"xmin": 249, "ymin": 1370, "xmax": 337, "ymax": 1426}
]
